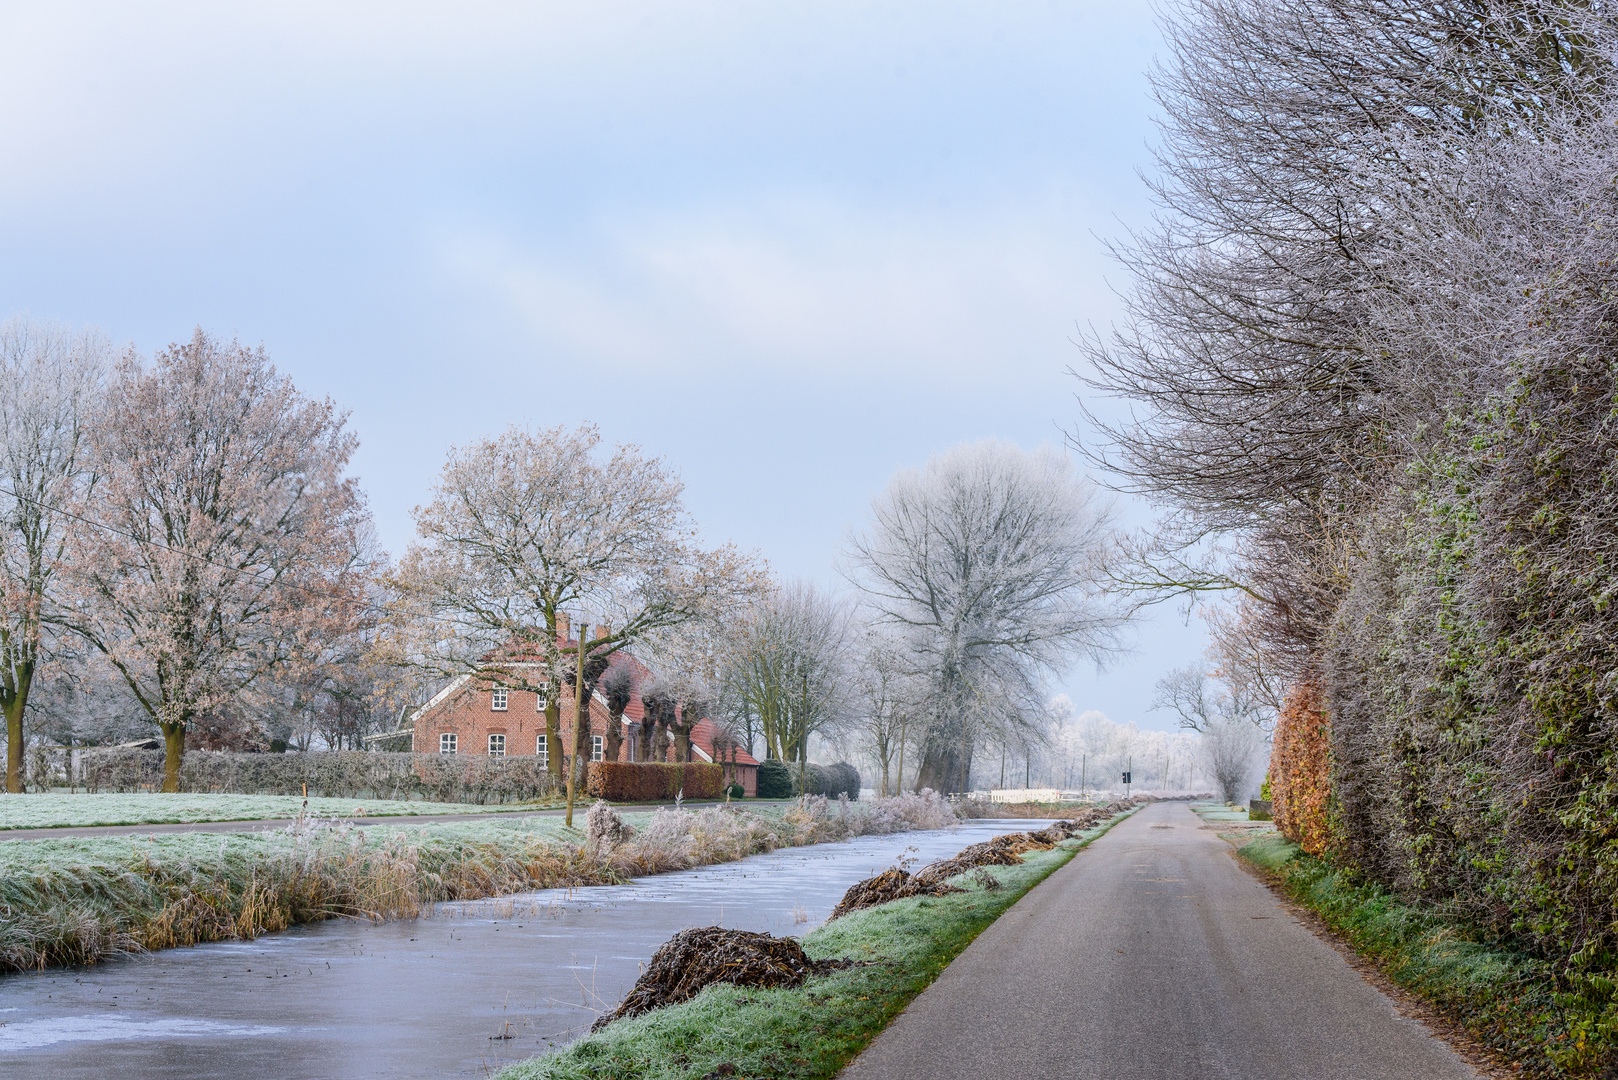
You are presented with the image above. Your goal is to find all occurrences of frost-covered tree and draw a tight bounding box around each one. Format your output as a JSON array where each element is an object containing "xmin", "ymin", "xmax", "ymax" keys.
[
  {"xmin": 846, "ymin": 441, "xmax": 1126, "ymax": 794},
  {"xmin": 62, "ymin": 331, "xmax": 370, "ymax": 791},
  {"xmin": 385, "ymin": 423, "xmax": 760, "ymax": 823},
  {"xmin": 0, "ymin": 318, "xmax": 107, "ymax": 792},
  {"xmin": 722, "ymin": 581, "xmax": 852, "ymax": 792}
]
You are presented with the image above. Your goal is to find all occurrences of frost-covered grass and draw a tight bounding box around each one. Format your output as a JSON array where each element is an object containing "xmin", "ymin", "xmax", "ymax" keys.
[
  {"xmin": 495, "ymin": 805, "xmax": 1136, "ymax": 1080},
  {"xmin": 1238, "ymin": 834, "xmax": 1597, "ymax": 1077},
  {"xmin": 0, "ymin": 792, "xmax": 960, "ymax": 972},
  {"xmin": 0, "ymin": 792, "xmax": 558, "ymax": 830}
]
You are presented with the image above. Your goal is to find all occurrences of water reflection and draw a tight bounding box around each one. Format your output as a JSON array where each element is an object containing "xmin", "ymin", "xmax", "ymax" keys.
[{"xmin": 1, "ymin": 818, "xmax": 1047, "ymax": 1080}]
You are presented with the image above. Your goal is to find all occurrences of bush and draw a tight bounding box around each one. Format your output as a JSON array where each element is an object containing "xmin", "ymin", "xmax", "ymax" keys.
[
  {"xmin": 73, "ymin": 748, "xmax": 560, "ymax": 805},
  {"xmin": 725, "ymin": 783, "xmax": 745, "ymax": 799},
  {"xmin": 585, "ymin": 761, "xmax": 723, "ymax": 802},
  {"xmin": 755, "ymin": 759, "xmax": 794, "ymax": 799},
  {"xmin": 794, "ymin": 761, "xmax": 860, "ymax": 800},
  {"xmin": 1270, "ymin": 681, "xmax": 1334, "ymax": 856}
]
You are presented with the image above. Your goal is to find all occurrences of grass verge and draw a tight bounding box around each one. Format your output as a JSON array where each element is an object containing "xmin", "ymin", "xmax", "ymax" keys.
[
  {"xmin": 493, "ymin": 806, "xmax": 1138, "ymax": 1080},
  {"xmin": 1238, "ymin": 834, "xmax": 1606, "ymax": 1078}
]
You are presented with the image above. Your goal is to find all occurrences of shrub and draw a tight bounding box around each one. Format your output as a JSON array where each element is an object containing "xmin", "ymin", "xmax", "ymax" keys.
[
  {"xmin": 1270, "ymin": 681, "xmax": 1334, "ymax": 856},
  {"xmin": 585, "ymin": 761, "xmax": 724, "ymax": 802},
  {"xmin": 72, "ymin": 748, "xmax": 561, "ymax": 805},
  {"xmin": 794, "ymin": 761, "xmax": 861, "ymax": 799},
  {"xmin": 755, "ymin": 759, "xmax": 794, "ymax": 798}
]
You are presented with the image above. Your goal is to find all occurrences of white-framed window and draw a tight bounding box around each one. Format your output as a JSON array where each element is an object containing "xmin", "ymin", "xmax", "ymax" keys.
[
  {"xmin": 536, "ymin": 733, "xmax": 548, "ymax": 766},
  {"xmin": 591, "ymin": 734, "xmax": 604, "ymax": 762},
  {"xmin": 488, "ymin": 733, "xmax": 506, "ymax": 756},
  {"xmin": 439, "ymin": 733, "xmax": 457, "ymax": 755},
  {"xmin": 491, "ymin": 688, "xmax": 508, "ymax": 711},
  {"xmin": 536, "ymin": 689, "xmax": 547, "ymax": 711}
]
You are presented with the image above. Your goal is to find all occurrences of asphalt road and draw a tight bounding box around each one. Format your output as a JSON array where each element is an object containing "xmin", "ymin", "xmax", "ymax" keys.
[{"xmin": 840, "ymin": 800, "xmax": 1480, "ymax": 1080}]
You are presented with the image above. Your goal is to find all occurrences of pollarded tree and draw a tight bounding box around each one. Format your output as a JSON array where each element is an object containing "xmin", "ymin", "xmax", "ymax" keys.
[
  {"xmin": 0, "ymin": 318, "xmax": 108, "ymax": 792},
  {"xmin": 385, "ymin": 423, "xmax": 760, "ymax": 825},
  {"xmin": 63, "ymin": 330, "xmax": 370, "ymax": 791},
  {"xmin": 846, "ymin": 441, "xmax": 1126, "ymax": 794}
]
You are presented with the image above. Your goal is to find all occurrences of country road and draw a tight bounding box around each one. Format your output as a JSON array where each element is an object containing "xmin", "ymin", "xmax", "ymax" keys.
[{"xmin": 840, "ymin": 801, "xmax": 1480, "ymax": 1080}]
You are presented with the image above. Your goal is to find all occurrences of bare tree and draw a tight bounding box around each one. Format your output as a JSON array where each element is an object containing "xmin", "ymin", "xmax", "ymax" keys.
[
  {"xmin": 723, "ymin": 580, "xmax": 852, "ymax": 791},
  {"xmin": 845, "ymin": 441, "xmax": 1127, "ymax": 794},
  {"xmin": 850, "ymin": 626, "xmax": 916, "ymax": 796},
  {"xmin": 0, "ymin": 319, "xmax": 107, "ymax": 792},
  {"xmin": 1153, "ymin": 664, "xmax": 1273, "ymax": 734},
  {"xmin": 384, "ymin": 423, "xmax": 760, "ymax": 825},
  {"xmin": 62, "ymin": 331, "xmax": 369, "ymax": 791}
]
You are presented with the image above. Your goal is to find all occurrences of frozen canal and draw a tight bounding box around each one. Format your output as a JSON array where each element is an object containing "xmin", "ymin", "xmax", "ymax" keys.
[{"xmin": 1, "ymin": 818, "xmax": 1045, "ymax": 1080}]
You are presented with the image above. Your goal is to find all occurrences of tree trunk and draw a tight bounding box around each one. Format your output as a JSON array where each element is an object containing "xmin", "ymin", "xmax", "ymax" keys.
[
  {"xmin": 604, "ymin": 704, "xmax": 624, "ymax": 761},
  {"xmin": 544, "ymin": 697, "xmax": 562, "ymax": 780},
  {"xmin": 3, "ymin": 662, "xmax": 29, "ymax": 794},
  {"xmin": 161, "ymin": 722, "xmax": 186, "ymax": 792},
  {"xmin": 636, "ymin": 718, "xmax": 654, "ymax": 762}
]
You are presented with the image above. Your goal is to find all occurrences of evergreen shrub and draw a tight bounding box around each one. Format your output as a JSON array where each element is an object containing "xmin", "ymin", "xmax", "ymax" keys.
[{"xmin": 755, "ymin": 759, "xmax": 794, "ymax": 798}]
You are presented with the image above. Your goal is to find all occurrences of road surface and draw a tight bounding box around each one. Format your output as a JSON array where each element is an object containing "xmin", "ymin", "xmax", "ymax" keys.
[{"xmin": 840, "ymin": 800, "xmax": 1480, "ymax": 1080}]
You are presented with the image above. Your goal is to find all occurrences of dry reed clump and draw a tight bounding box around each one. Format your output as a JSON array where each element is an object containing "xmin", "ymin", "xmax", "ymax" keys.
[{"xmin": 0, "ymin": 819, "xmax": 621, "ymax": 972}]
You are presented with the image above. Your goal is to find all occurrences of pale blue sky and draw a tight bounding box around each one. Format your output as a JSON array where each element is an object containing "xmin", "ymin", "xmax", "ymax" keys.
[{"xmin": 1, "ymin": 0, "xmax": 1205, "ymax": 731}]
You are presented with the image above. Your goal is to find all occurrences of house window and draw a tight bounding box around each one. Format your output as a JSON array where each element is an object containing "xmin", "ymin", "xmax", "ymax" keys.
[
  {"xmin": 488, "ymin": 733, "xmax": 506, "ymax": 756},
  {"xmin": 536, "ymin": 733, "xmax": 548, "ymax": 766},
  {"xmin": 591, "ymin": 735, "xmax": 604, "ymax": 762},
  {"xmin": 536, "ymin": 689, "xmax": 547, "ymax": 711},
  {"xmin": 439, "ymin": 733, "xmax": 457, "ymax": 755},
  {"xmin": 491, "ymin": 688, "xmax": 508, "ymax": 711}
]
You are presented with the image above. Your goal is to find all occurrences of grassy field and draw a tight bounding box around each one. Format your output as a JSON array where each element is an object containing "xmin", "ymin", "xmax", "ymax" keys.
[
  {"xmin": 0, "ymin": 792, "xmax": 960, "ymax": 972},
  {"xmin": 0, "ymin": 792, "xmax": 561, "ymax": 830},
  {"xmin": 494, "ymin": 806, "xmax": 1136, "ymax": 1080},
  {"xmin": 1238, "ymin": 833, "xmax": 1608, "ymax": 1078}
]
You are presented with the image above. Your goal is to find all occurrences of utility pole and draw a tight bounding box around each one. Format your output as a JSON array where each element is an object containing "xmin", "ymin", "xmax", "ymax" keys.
[{"xmin": 1080, "ymin": 752, "xmax": 1086, "ymax": 797}]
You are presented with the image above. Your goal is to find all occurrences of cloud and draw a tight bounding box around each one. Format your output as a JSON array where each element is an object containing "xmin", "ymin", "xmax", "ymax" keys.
[{"xmin": 442, "ymin": 193, "xmax": 1117, "ymax": 383}]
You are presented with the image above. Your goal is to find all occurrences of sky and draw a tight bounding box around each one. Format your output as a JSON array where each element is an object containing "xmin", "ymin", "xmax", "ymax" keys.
[{"xmin": 0, "ymin": 0, "xmax": 1208, "ymax": 732}]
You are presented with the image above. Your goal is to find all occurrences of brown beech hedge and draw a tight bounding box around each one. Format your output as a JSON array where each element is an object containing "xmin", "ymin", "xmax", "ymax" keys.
[{"xmin": 585, "ymin": 761, "xmax": 724, "ymax": 802}]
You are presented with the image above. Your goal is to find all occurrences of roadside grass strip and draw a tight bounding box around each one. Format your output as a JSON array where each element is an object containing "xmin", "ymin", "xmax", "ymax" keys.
[
  {"xmin": 0, "ymin": 792, "xmax": 562, "ymax": 830},
  {"xmin": 494, "ymin": 806, "xmax": 1138, "ymax": 1080},
  {"xmin": 1237, "ymin": 834, "xmax": 1602, "ymax": 1078}
]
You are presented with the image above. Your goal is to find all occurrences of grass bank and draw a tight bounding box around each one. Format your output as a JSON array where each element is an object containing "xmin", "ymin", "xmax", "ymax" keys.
[
  {"xmin": 0, "ymin": 793, "xmax": 956, "ymax": 972},
  {"xmin": 1238, "ymin": 834, "xmax": 1609, "ymax": 1078},
  {"xmin": 0, "ymin": 792, "xmax": 563, "ymax": 830},
  {"xmin": 494, "ymin": 806, "xmax": 1137, "ymax": 1080}
]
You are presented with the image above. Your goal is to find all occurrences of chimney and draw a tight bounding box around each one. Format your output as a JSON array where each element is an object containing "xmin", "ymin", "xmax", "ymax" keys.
[
  {"xmin": 595, "ymin": 625, "xmax": 609, "ymax": 640},
  {"xmin": 557, "ymin": 613, "xmax": 570, "ymax": 643}
]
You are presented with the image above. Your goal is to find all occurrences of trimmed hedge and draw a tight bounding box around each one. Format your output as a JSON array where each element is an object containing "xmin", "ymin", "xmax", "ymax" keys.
[
  {"xmin": 752, "ymin": 759, "xmax": 861, "ymax": 799},
  {"xmin": 71, "ymin": 747, "xmax": 561, "ymax": 805},
  {"xmin": 584, "ymin": 761, "xmax": 724, "ymax": 802}
]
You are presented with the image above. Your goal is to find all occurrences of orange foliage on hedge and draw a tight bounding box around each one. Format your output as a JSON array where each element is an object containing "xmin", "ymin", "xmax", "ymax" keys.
[
  {"xmin": 585, "ymin": 761, "xmax": 724, "ymax": 802},
  {"xmin": 1270, "ymin": 680, "xmax": 1334, "ymax": 855}
]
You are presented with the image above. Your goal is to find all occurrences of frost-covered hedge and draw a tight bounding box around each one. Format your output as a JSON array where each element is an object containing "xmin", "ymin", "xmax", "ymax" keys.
[{"xmin": 72, "ymin": 748, "xmax": 560, "ymax": 804}]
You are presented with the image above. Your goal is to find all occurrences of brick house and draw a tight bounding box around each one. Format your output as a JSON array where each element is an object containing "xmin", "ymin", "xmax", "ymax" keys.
[{"xmin": 407, "ymin": 642, "xmax": 760, "ymax": 796}]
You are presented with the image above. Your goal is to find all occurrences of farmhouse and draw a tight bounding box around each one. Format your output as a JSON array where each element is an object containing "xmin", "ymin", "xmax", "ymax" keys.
[{"xmin": 406, "ymin": 634, "xmax": 759, "ymax": 796}]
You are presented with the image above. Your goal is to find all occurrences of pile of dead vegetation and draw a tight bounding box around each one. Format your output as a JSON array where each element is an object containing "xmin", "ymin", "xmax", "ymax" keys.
[
  {"xmin": 592, "ymin": 927, "xmax": 854, "ymax": 1031},
  {"xmin": 829, "ymin": 818, "xmax": 1105, "ymax": 921}
]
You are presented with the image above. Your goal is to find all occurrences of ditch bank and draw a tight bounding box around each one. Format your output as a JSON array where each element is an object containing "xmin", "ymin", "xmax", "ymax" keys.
[
  {"xmin": 492, "ymin": 805, "xmax": 1139, "ymax": 1080},
  {"xmin": 0, "ymin": 793, "xmax": 956, "ymax": 972}
]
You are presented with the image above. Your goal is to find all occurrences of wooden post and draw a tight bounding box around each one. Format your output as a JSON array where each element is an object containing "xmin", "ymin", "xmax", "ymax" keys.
[{"xmin": 565, "ymin": 621, "xmax": 589, "ymax": 829}]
